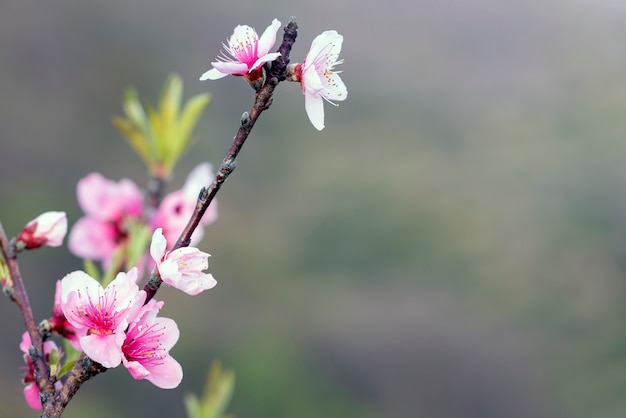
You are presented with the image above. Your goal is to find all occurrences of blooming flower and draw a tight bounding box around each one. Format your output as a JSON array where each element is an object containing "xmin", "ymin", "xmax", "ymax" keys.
[
  {"xmin": 48, "ymin": 280, "xmax": 81, "ymax": 350},
  {"xmin": 68, "ymin": 173, "xmax": 143, "ymax": 267},
  {"xmin": 19, "ymin": 332, "xmax": 61, "ymax": 410},
  {"xmin": 60, "ymin": 268, "xmax": 145, "ymax": 368},
  {"xmin": 293, "ymin": 30, "xmax": 347, "ymax": 131},
  {"xmin": 199, "ymin": 18, "xmax": 282, "ymax": 82},
  {"xmin": 17, "ymin": 211, "xmax": 67, "ymax": 249},
  {"xmin": 150, "ymin": 228, "xmax": 216, "ymax": 296},
  {"xmin": 122, "ymin": 299, "xmax": 183, "ymax": 389},
  {"xmin": 151, "ymin": 163, "xmax": 218, "ymax": 248}
]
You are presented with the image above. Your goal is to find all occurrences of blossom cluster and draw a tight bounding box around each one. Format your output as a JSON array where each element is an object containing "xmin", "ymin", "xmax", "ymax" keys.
[
  {"xmin": 69, "ymin": 163, "xmax": 217, "ymax": 268},
  {"xmin": 16, "ymin": 165, "xmax": 217, "ymax": 410},
  {"xmin": 8, "ymin": 17, "xmax": 347, "ymax": 414},
  {"xmin": 200, "ymin": 19, "xmax": 347, "ymax": 131}
]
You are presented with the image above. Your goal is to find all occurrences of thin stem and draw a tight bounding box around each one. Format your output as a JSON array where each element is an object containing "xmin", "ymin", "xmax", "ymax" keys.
[
  {"xmin": 41, "ymin": 354, "xmax": 108, "ymax": 418},
  {"xmin": 143, "ymin": 17, "xmax": 299, "ymax": 303},
  {"xmin": 0, "ymin": 222, "xmax": 54, "ymax": 411}
]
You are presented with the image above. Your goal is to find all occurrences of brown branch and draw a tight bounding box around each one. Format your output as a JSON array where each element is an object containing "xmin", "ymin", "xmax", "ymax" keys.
[
  {"xmin": 41, "ymin": 354, "xmax": 108, "ymax": 418},
  {"xmin": 9, "ymin": 17, "xmax": 301, "ymax": 417},
  {"xmin": 143, "ymin": 17, "xmax": 299, "ymax": 303},
  {"xmin": 0, "ymin": 221, "xmax": 60, "ymax": 415}
]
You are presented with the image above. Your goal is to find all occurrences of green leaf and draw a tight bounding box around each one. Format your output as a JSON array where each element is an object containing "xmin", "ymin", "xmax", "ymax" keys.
[
  {"xmin": 112, "ymin": 116, "xmax": 153, "ymax": 167},
  {"xmin": 0, "ymin": 257, "xmax": 11, "ymax": 288},
  {"xmin": 184, "ymin": 361, "xmax": 235, "ymax": 418},
  {"xmin": 126, "ymin": 223, "xmax": 152, "ymax": 268},
  {"xmin": 101, "ymin": 244, "xmax": 127, "ymax": 287},
  {"xmin": 183, "ymin": 394, "xmax": 203, "ymax": 418},
  {"xmin": 58, "ymin": 359, "xmax": 76, "ymax": 379},
  {"xmin": 113, "ymin": 73, "xmax": 211, "ymax": 176},
  {"xmin": 160, "ymin": 74, "xmax": 183, "ymax": 128},
  {"xmin": 122, "ymin": 88, "xmax": 149, "ymax": 132},
  {"xmin": 83, "ymin": 260, "xmax": 101, "ymax": 282},
  {"xmin": 168, "ymin": 93, "xmax": 212, "ymax": 171}
]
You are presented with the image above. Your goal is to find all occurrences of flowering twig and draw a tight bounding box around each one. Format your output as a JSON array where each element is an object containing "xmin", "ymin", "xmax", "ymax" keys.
[
  {"xmin": 143, "ymin": 18, "xmax": 299, "ymax": 303},
  {"xmin": 0, "ymin": 220, "xmax": 65, "ymax": 416},
  {"xmin": 41, "ymin": 354, "xmax": 107, "ymax": 418}
]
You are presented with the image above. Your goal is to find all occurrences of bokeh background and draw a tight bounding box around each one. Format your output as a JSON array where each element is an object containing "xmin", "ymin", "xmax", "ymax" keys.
[{"xmin": 3, "ymin": 0, "xmax": 626, "ymax": 417}]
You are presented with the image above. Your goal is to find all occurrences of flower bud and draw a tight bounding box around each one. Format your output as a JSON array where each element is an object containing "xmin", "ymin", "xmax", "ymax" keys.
[{"xmin": 16, "ymin": 211, "xmax": 67, "ymax": 249}]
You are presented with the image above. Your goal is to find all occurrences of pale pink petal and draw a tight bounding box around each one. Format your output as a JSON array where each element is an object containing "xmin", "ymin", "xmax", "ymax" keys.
[
  {"xmin": 211, "ymin": 61, "xmax": 250, "ymax": 76},
  {"xmin": 68, "ymin": 217, "xmax": 118, "ymax": 261},
  {"xmin": 152, "ymin": 163, "xmax": 217, "ymax": 247},
  {"xmin": 122, "ymin": 300, "xmax": 183, "ymax": 388},
  {"xmin": 151, "ymin": 317, "xmax": 180, "ymax": 350},
  {"xmin": 76, "ymin": 173, "xmax": 142, "ymax": 221},
  {"xmin": 123, "ymin": 357, "xmax": 150, "ymax": 380},
  {"xmin": 76, "ymin": 173, "xmax": 113, "ymax": 219},
  {"xmin": 117, "ymin": 179, "xmax": 144, "ymax": 218},
  {"xmin": 80, "ymin": 333, "xmax": 124, "ymax": 368},
  {"xmin": 60, "ymin": 271, "xmax": 100, "ymax": 308},
  {"xmin": 161, "ymin": 260, "xmax": 216, "ymax": 296},
  {"xmin": 144, "ymin": 355, "xmax": 183, "ymax": 389},
  {"xmin": 257, "ymin": 19, "xmax": 281, "ymax": 57}
]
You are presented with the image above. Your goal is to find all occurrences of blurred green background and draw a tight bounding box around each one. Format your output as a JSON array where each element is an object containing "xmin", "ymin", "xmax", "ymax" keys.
[{"xmin": 3, "ymin": 0, "xmax": 626, "ymax": 417}]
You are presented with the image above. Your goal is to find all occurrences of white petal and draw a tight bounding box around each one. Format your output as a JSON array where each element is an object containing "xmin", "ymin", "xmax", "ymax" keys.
[
  {"xmin": 199, "ymin": 68, "xmax": 228, "ymax": 81},
  {"xmin": 229, "ymin": 25, "xmax": 257, "ymax": 49},
  {"xmin": 321, "ymin": 73, "xmax": 348, "ymax": 102},
  {"xmin": 250, "ymin": 52, "xmax": 282, "ymax": 72},
  {"xmin": 305, "ymin": 30, "xmax": 343, "ymax": 68},
  {"xmin": 302, "ymin": 64, "xmax": 324, "ymax": 96},
  {"xmin": 257, "ymin": 19, "xmax": 281, "ymax": 57},
  {"xmin": 304, "ymin": 93, "xmax": 325, "ymax": 131},
  {"xmin": 183, "ymin": 162, "xmax": 213, "ymax": 200},
  {"xmin": 150, "ymin": 228, "xmax": 167, "ymax": 264}
]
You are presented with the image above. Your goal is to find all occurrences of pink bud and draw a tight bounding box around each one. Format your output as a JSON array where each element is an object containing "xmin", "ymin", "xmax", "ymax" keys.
[{"xmin": 17, "ymin": 211, "xmax": 67, "ymax": 249}]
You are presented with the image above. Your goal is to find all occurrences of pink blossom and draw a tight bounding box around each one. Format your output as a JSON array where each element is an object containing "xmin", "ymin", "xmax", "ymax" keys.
[
  {"xmin": 17, "ymin": 211, "xmax": 67, "ymax": 249},
  {"xmin": 19, "ymin": 332, "xmax": 61, "ymax": 410},
  {"xmin": 60, "ymin": 268, "xmax": 146, "ymax": 368},
  {"xmin": 151, "ymin": 163, "xmax": 217, "ymax": 248},
  {"xmin": 48, "ymin": 280, "xmax": 81, "ymax": 350},
  {"xmin": 122, "ymin": 299, "xmax": 183, "ymax": 389},
  {"xmin": 294, "ymin": 30, "xmax": 347, "ymax": 131},
  {"xmin": 150, "ymin": 228, "xmax": 216, "ymax": 296},
  {"xmin": 68, "ymin": 173, "xmax": 143, "ymax": 266},
  {"xmin": 199, "ymin": 19, "xmax": 282, "ymax": 82}
]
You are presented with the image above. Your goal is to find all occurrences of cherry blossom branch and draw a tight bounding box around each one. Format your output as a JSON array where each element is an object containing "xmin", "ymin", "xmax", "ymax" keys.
[
  {"xmin": 143, "ymin": 17, "xmax": 299, "ymax": 303},
  {"xmin": 41, "ymin": 354, "xmax": 107, "ymax": 418},
  {"xmin": 0, "ymin": 221, "xmax": 56, "ymax": 412}
]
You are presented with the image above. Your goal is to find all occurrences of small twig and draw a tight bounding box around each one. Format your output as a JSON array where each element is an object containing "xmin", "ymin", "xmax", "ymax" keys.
[
  {"xmin": 41, "ymin": 354, "xmax": 108, "ymax": 418},
  {"xmin": 0, "ymin": 221, "xmax": 54, "ymax": 413},
  {"xmin": 143, "ymin": 18, "xmax": 299, "ymax": 303}
]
